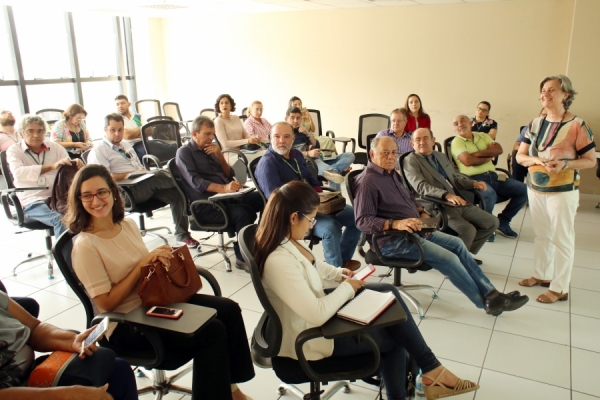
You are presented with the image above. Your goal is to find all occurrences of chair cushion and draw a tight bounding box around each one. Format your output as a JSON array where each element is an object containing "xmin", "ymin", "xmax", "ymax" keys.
[
  {"xmin": 354, "ymin": 152, "xmax": 368, "ymax": 166},
  {"xmin": 21, "ymin": 218, "xmax": 54, "ymax": 233},
  {"xmin": 272, "ymin": 353, "xmax": 378, "ymax": 384},
  {"xmin": 128, "ymin": 199, "xmax": 168, "ymax": 214},
  {"xmin": 365, "ymin": 250, "xmax": 432, "ymax": 273}
]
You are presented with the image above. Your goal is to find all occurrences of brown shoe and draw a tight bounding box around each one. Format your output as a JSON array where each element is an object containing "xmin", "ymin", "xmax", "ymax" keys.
[
  {"xmin": 342, "ymin": 259, "xmax": 361, "ymax": 271},
  {"xmin": 519, "ymin": 277, "xmax": 551, "ymax": 287}
]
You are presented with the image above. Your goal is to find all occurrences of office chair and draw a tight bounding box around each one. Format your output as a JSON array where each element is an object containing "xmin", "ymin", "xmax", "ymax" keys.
[
  {"xmin": 52, "ymin": 230, "xmax": 222, "ymax": 400},
  {"xmin": 139, "ymin": 120, "xmax": 182, "ymax": 169},
  {"xmin": 163, "ymin": 102, "xmax": 192, "ymax": 142},
  {"xmin": 146, "ymin": 116, "xmax": 173, "ymax": 123},
  {"xmin": 355, "ymin": 114, "xmax": 390, "ymax": 166},
  {"xmin": 199, "ymin": 108, "xmax": 216, "ymax": 120},
  {"xmin": 307, "ymin": 109, "xmax": 355, "ymax": 153},
  {"xmin": 35, "ymin": 108, "xmax": 63, "ymax": 131},
  {"xmin": 0, "ymin": 151, "xmax": 55, "ymax": 279},
  {"xmin": 238, "ymin": 224, "xmax": 383, "ymax": 400},
  {"xmin": 345, "ymin": 169, "xmax": 437, "ymax": 319},
  {"xmin": 135, "ymin": 99, "xmax": 161, "ymax": 125}
]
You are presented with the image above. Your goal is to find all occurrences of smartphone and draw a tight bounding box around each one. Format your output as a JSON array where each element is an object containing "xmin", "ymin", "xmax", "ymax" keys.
[
  {"xmin": 81, "ymin": 316, "xmax": 109, "ymax": 353},
  {"xmin": 146, "ymin": 306, "xmax": 183, "ymax": 319},
  {"xmin": 353, "ymin": 264, "xmax": 376, "ymax": 281}
]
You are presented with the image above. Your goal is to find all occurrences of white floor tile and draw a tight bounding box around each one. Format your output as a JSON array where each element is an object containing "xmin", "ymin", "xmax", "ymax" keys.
[
  {"xmin": 513, "ymin": 241, "xmax": 534, "ymax": 260},
  {"xmin": 571, "ymin": 314, "xmax": 600, "ymax": 353},
  {"xmin": 571, "ymin": 288, "xmax": 600, "ymax": 319},
  {"xmin": 493, "ymin": 304, "xmax": 570, "ymax": 345},
  {"xmin": 229, "ymin": 282, "xmax": 264, "ymax": 313},
  {"xmin": 571, "ymin": 266, "xmax": 600, "ymax": 292},
  {"xmin": 475, "ymin": 368, "xmax": 571, "ymax": 400},
  {"xmin": 574, "ymin": 248, "xmax": 600, "ymax": 270},
  {"xmin": 572, "ymin": 348, "xmax": 600, "ymax": 397},
  {"xmin": 572, "ymin": 392, "xmax": 600, "ymax": 399},
  {"xmin": 425, "ymin": 289, "xmax": 495, "ymax": 329},
  {"xmin": 439, "ymin": 272, "xmax": 507, "ymax": 296},
  {"xmin": 27, "ymin": 290, "xmax": 80, "ymax": 322},
  {"xmin": 475, "ymin": 252, "xmax": 512, "ymax": 277},
  {"xmin": 484, "ymin": 331, "xmax": 570, "ymax": 388}
]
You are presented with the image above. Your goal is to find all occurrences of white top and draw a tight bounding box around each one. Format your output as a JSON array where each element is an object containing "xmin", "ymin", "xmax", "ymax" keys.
[
  {"xmin": 6, "ymin": 140, "xmax": 69, "ymax": 207},
  {"xmin": 122, "ymin": 115, "xmax": 142, "ymax": 145},
  {"xmin": 87, "ymin": 138, "xmax": 144, "ymax": 173},
  {"xmin": 0, "ymin": 131, "xmax": 21, "ymax": 152},
  {"xmin": 72, "ymin": 218, "xmax": 149, "ymax": 336},
  {"xmin": 262, "ymin": 239, "xmax": 355, "ymax": 360},
  {"xmin": 214, "ymin": 115, "xmax": 250, "ymax": 150}
]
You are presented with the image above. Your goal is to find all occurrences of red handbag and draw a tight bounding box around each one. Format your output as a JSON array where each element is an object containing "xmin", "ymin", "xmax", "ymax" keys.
[{"xmin": 138, "ymin": 245, "xmax": 202, "ymax": 307}]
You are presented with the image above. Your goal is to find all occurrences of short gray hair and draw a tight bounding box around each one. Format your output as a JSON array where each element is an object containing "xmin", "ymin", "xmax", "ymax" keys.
[
  {"xmin": 18, "ymin": 114, "xmax": 47, "ymax": 133},
  {"xmin": 410, "ymin": 127, "xmax": 433, "ymax": 140},
  {"xmin": 270, "ymin": 121, "xmax": 294, "ymax": 135},
  {"xmin": 370, "ymin": 136, "xmax": 399, "ymax": 152},
  {"xmin": 191, "ymin": 115, "xmax": 214, "ymax": 132},
  {"xmin": 540, "ymin": 74, "xmax": 577, "ymax": 110}
]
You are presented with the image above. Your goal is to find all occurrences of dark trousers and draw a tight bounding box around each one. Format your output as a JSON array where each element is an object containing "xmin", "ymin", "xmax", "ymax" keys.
[
  {"xmin": 471, "ymin": 172, "xmax": 528, "ymax": 225},
  {"xmin": 511, "ymin": 157, "xmax": 528, "ymax": 183},
  {"xmin": 329, "ymin": 283, "xmax": 440, "ymax": 400},
  {"xmin": 110, "ymin": 295, "xmax": 254, "ymax": 400},
  {"xmin": 132, "ymin": 141, "xmax": 146, "ymax": 161},
  {"xmin": 193, "ymin": 191, "xmax": 264, "ymax": 260},
  {"xmin": 13, "ymin": 297, "xmax": 40, "ymax": 318}
]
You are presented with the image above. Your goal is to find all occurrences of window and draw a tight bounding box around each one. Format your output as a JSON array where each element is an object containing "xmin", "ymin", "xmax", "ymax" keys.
[
  {"xmin": 81, "ymin": 80, "xmax": 121, "ymax": 139},
  {"xmin": 73, "ymin": 12, "xmax": 118, "ymax": 78},
  {"xmin": 0, "ymin": 11, "xmax": 16, "ymax": 81},
  {"xmin": 0, "ymin": 86, "xmax": 21, "ymax": 115},
  {"xmin": 26, "ymin": 83, "xmax": 75, "ymax": 116}
]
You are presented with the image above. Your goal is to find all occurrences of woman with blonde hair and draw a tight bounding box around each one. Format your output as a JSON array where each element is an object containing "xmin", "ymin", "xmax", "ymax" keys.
[
  {"xmin": 288, "ymin": 96, "xmax": 315, "ymax": 133},
  {"xmin": 243, "ymin": 100, "xmax": 271, "ymax": 140}
]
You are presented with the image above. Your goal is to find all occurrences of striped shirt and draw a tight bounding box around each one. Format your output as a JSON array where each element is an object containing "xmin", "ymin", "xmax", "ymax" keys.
[
  {"xmin": 376, "ymin": 129, "xmax": 413, "ymax": 155},
  {"xmin": 243, "ymin": 116, "xmax": 272, "ymax": 140}
]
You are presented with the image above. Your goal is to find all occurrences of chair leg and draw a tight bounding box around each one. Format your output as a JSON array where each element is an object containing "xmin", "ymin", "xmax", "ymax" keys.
[
  {"xmin": 278, "ymin": 383, "xmax": 306, "ymax": 399},
  {"xmin": 13, "ymin": 230, "xmax": 54, "ymax": 279},
  {"xmin": 138, "ymin": 214, "xmax": 171, "ymax": 244},
  {"xmin": 322, "ymin": 381, "xmax": 351, "ymax": 399},
  {"xmin": 135, "ymin": 368, "xmax": 193, "ymax": 399},
  {"xmin": 192, "ymin": 234, "xmax": 234, "ymax": 272},
  {"xmin": 391, "ymin": 268, "xmax": 437, "ymax": 319}
]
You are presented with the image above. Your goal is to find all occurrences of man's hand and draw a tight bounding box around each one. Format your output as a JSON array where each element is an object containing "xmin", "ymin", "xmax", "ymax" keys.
[
  {"xmin": 248, "ymin": 137, "xmax": 262, "ymax": 145},
  {"xmin": 224, "ymin": 181, "xmax": 243, "ymax": 193},
  {"xmin": 472, "ymin": 181, "xmax": 487, "ymax": 191},
  {"xmin": 72, "ymin": 325, "xmax": 100, "ymax": 359},
  {"xmin": 72, "ymin": 158, "xmax": 84, "ymax": 170},
  {"xmin": 392, "ymin": 218, "xmax": 423, "ymax": 234},
  {"xmin": 203, "ymin": 143, "xmax": 222, "ymax": 157},
  {"xmin": 53, "ymin": 158, "xmax": 73, "ymax": 171},
  {"xmin": 445, "ymin": 193, "xmax": 468, "ymax": 205},
  {"xmin": 307, "ymin": 148, "xmax": 321, "ymax": 158}
]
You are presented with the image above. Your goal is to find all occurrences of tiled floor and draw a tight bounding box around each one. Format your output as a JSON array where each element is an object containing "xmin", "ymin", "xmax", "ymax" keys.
[{"xmin": 1, "ymin": 193, "xmax": 600, "ymax": 399}]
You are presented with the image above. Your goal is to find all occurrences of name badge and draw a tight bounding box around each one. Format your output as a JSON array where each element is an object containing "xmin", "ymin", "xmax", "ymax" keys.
[{"xmin": 37, "ymin": 176, "xmax": 46, "ymax": 187}]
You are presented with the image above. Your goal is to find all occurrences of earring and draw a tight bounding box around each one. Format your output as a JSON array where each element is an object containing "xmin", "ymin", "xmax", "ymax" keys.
[{"xmin": 114, "ymin": 198, "xmax": 117, "ymax": 200}]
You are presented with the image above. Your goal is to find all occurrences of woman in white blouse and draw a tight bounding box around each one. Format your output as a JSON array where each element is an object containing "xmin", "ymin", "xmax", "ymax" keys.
[
  {"xmin": 214, "ymin": 94, "xmax": 262, "ymax": 151},
  {"xmin": 253, "ymin": 181, "xmax": 478, "ymax": 400}
]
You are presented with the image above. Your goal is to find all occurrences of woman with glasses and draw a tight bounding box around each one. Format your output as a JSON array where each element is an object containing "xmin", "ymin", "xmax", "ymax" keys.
[
  {"xmin": 471, "ymin": 101, "xmax": 498, "ymax": 140},
  {"xmin": 403, "ymin": 94, "xmax": 431, "ymax": 134},
  {"xmin": 253, "ymin": 180, "xmax": 479, "ymax": 400},
  {"xmin": 66, "ymin": 164, "xmax": 255, "ymax": 400},
  {"xmin": 51, "ymin": 103, "xmax": 93, "ymax": 159}
]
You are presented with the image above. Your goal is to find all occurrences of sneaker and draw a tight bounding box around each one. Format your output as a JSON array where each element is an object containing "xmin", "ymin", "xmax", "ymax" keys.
[
  {"xmin": 322, "ymin": 169, "xmax": 345, "ymax": 184},
  {"xmin": 497, "ymin": 224, "xmax": 518, "ymax": 239},
  {"xmin": 179, "ymin": 237, "xmax": 199, "ymax": 248},
  {"xmin": 486, "ymin": 232, "xmax": 496, "ymax": 242}
]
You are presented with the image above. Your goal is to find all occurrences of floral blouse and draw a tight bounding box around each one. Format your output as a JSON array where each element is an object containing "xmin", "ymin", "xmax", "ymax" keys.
[{"xmin": 51, "ymin": 119, "xmax": 91, "ymax": 154}]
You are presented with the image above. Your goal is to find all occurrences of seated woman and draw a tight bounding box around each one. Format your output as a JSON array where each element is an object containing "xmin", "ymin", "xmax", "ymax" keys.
[
  {"xmin": 243, "ymin": 100, "xmax": 271, "ymax": 140},
  {"xmin": 289, "ymin": 96, "xmax": 315, "ymax": 133},
  {"xmin": 51, "ymin": 103, "xmax": 93, "ymax": 159},
  {"xmin": 403, "ymin": 94, "xmax": 431, "ymax": 134},
  {"xmin": 65, "ymin": 164, "xmax": 255, "ymax": 400},
  {"xmin": 214, "ymin": 94, "xmax": 262, "ymax": 163},
  {"xmin": 253, "ymin": 181, "xmax": 479, "ymax": 400},
  {"xmin": 0, "ymin": 291, "xmax": 137, "ymax": 400}
]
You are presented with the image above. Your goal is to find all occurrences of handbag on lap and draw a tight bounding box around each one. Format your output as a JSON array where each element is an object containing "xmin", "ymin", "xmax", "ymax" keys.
[
  {"xmin": 317, "ymin": 191, "xmax": 346, "ymax": 215},
  {"xmin": 138, "ymin": 245, "xmax": 202, "ymax": 307}
]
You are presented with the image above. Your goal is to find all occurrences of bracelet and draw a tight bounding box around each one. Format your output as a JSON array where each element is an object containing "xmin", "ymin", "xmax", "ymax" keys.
[{"xmin": 562, "ymin": 160, "xmax": 569, "ymax": 170}]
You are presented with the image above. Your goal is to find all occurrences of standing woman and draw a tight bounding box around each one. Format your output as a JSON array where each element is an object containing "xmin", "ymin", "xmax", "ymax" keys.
[
  {"xmin": 214, "ymin": 94, "xmax": 261, "ymax": 151},
  {"xmin": 403, "ymin": 94, "xmax": 431, "ymax": 133},
  {"xmin": 288, "ymin": 96, "xmax": 315, "ymax": 133},
  {"xmin": 243, "ymin": 100, "xmax": 272, "ymax": 140},
  {"xmin": 471, "ymin": 101, "xmax": 498, "ymax": 140},
  {"xmin": 516, "ymin": 75, "xmax": 596, "ymax": 303},
  {"xmin": 51, "ymin": 103, "xmax": 93, "ymax": 159}
]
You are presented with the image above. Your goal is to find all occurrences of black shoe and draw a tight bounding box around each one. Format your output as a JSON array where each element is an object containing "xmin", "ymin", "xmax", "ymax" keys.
[
  {"xmin": 235, "ymin": 259, "xmax": 249, "ymax": 273},
  {"xmin": 485, "ymin": 293, "xmax": 529, "ymax": 316},
  {"xmin": 505, "ymin": 290, "xmax": 521, "ymax": 298},
  {"xmin": 474, "ymin": 258, "xmax": 483, "ymax": 265}
]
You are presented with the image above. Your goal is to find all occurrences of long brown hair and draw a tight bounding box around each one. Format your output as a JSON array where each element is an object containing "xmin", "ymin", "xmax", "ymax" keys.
[
  {"xmin": 253, "ymin": 181, "xmax": 320, "ymax": 276},
  {"xmin": 404, "ymin": 94, "xmax": 428, "ymax": 118},
  {"xmin": 63, "ymin": 164, "xmax": 125, "ymax": 233}
]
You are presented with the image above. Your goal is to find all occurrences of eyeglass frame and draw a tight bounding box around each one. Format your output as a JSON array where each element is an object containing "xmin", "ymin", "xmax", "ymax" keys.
[
  {"xmin": 80, "ymin": 188, "xmax": 112, "ymax": 203},
  {"xmin": 301, "ymin": 213, "xmax": 317, "ymax": 227}
]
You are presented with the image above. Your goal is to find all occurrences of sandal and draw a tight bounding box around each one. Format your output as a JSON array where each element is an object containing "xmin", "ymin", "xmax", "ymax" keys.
[
  {"xmin": 422, "ymin": 367, "xmax": 480, "ymax": 400},
  {"xmin": 519, "ymin": 277, "xmax": 551, "ymax": 287},
  {"xmin": 536, "ymin": 290, "xmax": 568, "ymax": 303}
]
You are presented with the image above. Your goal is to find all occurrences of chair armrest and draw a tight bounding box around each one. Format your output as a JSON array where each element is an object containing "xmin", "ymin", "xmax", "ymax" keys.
[
  {"xmin": 325, "ymin": 130, "xmax": 335, "ymax": 138},
  {"xmin": 2, "ymin": 186, "xmax": 48, "ymax": 193},
  {"xmin": 223, "ymin": 149, "xmax": 249, "ymax": 165},
  {"xmin": 197, "ymin": 266, "xmax": 222, "ymax": 297},
  {"xmin": 495, "ymin": 167, "xmax": 510, "ymax": 176},
  {"xmin": 371, "ymin": 230, "xmax": 425, "ymax": 268},
  {"xmin": 142, "ymin": 154, "xmax": 162, "ymax": 170},
  {"xmin": 92, "ymin": 312, "xmax": 126, "ymax": 326},
  {"xmin": 295, "ymin": 327, "xmax": 380, "ymax": 383},
  {"xmin": 1, "ymin": 192, "xmax": 25, "ymax": 225},
  {"xmin": 189, "ymin": 199, "xmax": 230, "ymax": 231},
  {"xmin": 331, "ymin": 137, "xmax": 351, "ymax": 143},
  {"xmin": 118, "ymin": 186, "xmax": 135, "ymax": 212}
]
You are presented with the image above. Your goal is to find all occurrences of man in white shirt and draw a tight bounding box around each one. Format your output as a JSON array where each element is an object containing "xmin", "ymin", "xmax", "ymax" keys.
[
  {"xmin": 87, "ymin": 113, "xmax": 199, "ymax": 248},
  {"xmin": 115, "ymin": 95, "xmax": 145, "ymax": 160},
  {"xmin": 6, "ymin": 115, "xmax": 84, "ymax": 238},
  {"xmin": 0, "ymin": 110, "xmax": 22, "ymax": 152}
]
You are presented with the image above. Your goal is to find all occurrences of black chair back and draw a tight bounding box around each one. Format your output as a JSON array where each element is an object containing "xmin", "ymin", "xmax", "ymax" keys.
[
  {"xmin": 35, "ymin": 108, "xmax": 63, "ymax": 128},
  {"xmin": 248, "ymin": 156, "xmax": 267, "ymax": 203},
  {"xmin": 140, "ymin": 120, "xmax": 182, "ymax": 168},
  {"xmin": 147, "ymin": 116, "xmax": 173, "ymax": 123},
  {"xmin": 434, "ymin": 142, "xmax": 442, "ymax": 152},
  {"xmin": 81, "ymin": 149, "xmax": 91, "ymax": 164},
  {"xmin": 1, "ymin": 151, "xmax": 15, "ymax": 189},
  {"xmin": 365, "ymin": 133, "xmax": 377, "ymax": 162},
  {"xmin": 358, "ymin": 114, "xmax": 390, "ymax": 150},
  {"xmin": 443, "ymin": 136, "xmax": 459, "ymax": 171},
  {"xmin": 135, "ymin": 99, "xmax": 161, "ymax": 124}
]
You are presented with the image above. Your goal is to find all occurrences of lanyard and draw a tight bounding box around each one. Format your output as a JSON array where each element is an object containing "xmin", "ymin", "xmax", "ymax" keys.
[
  {"xmin": 103, "ymin": 140, "xmax": 133, "ymax": 161},
  {"xmin": 0, "ymin": 132, "xmax": 18, "ymax": 143},
  {"xmin": 26, "ymin": 149, "xmax": 46, "ymax": 165},
  {"xmin": 282, "ymin": 156, "xmax": 308, "ymax": 184}
]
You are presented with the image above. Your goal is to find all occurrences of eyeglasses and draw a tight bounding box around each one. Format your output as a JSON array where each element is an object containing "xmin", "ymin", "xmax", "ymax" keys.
[
  {"xmin": 377, "ymin": 150, "xmax": 400, "ymax": 158},
  {"xmin": 413, "ymin": 137, "xmax": 431, "ymax": 143},
  {"xmin": 76, "ymin": 117, "xmax": 86, "ymax": 121},
  {"xmin": 80, "ymin": 188, "xmax": 112, "ymax": 203},
  {"xmin": 476, "ymin": 107, "xmax": 489, "ymax": 112},
  {"xmin": 24, "ymin": 130, "xmax": 46, "ymax": 136},
  {"xmin": 302, "ymin": 213, "xmax": 317, "ymax": 227}
]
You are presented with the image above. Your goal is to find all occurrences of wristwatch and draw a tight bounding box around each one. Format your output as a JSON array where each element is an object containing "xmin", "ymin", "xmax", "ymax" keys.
[
  {"xmin": 420, "ymin": 209, "xmax": 431, "ymax": 217},
  {"xmin": 388, "ymin": 219, "xmax": 394, "ymax": 230}
]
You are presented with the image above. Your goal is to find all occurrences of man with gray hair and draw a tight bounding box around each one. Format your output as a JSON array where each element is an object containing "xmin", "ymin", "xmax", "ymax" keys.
[
  {"xmin": 6, "ymin": 115, "xmax": 84, "ymax": 238},
  {"xmin": 175, "ymin": 115, "xmax": 264, "ymax": 270}
]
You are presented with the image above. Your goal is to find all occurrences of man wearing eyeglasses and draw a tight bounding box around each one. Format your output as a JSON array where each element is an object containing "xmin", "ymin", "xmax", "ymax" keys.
[
  {"xmin": 375, "ymin": 108, "xmax": 413, "ymax": 155},
  {"xmin": 353, "ymin": 136, "xmax": 528, "ymax": 316},
  {"xmin": 0, "ymin": 110, "xmax": 22, "ymax": 152},
  {"xmin": 6, "ymin": 115, "xmax": 84, "ymax": 238},
  {"xmin": 87, "ymin": 113, "xmax": 199, "ymax": 248},
  {"xmin": 403, "ymin": 128, "xmax": 498, "ymax": 261}
]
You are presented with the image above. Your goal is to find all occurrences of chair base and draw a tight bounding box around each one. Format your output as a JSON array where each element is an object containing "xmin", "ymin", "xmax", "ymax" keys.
[
  {"xmin": 140, "ymin": 226, "xmax": 171, "ymax": 245},
  {"xmin": 278, "ymin": 381, "xmax": 350, "ymax": 400},
  {"xmin": 193, "ymin": 234, "xmax": 234, "ymax": 272},
  {"xmin": 379, "ymin": 267, "xmax": 438, "ymax": 319},
  {"xmin": 13, "ymin": 229, "xmax": 54, "ymax": 279},
  {"xmin": 136, "ymin": 367, "xmax": 193, "ymax": 400}
]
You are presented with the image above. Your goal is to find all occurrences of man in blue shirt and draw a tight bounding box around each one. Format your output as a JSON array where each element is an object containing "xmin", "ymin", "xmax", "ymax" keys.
[{"xmin": 255, "ymin": 122, "xmax": 361, "ymax": 270}]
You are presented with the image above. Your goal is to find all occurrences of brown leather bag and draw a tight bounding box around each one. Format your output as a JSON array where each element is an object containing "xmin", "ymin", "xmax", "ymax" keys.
[
  {"xmin": 317, "ymin": 191, "xmax": 346, "ymax": 215},
  {"xmin": 138, "ymin": 245, "xmax": 202, "ymax": 307}
]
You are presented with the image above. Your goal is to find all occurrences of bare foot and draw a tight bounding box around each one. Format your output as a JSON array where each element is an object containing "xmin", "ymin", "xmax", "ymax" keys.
[
  {"xmin": 232, "ymin": 387, "xmax": 248, "ymax": 400},
  {"xmin": 422, "ymin": 366, "xmax": 459, "ymax": 388}
]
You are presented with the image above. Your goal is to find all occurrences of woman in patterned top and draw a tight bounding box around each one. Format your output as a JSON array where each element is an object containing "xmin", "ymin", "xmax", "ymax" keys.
[
  {"xmin": 471, "ymin": 101, "xmax": 498, "ymax": 140},
  {"xmin": 51, "ymin": 104, "xmax": 93, "ymax": 159},
  {"xmin": 516, "ymin": 75, "xmax": 596, "ymax": 303}
]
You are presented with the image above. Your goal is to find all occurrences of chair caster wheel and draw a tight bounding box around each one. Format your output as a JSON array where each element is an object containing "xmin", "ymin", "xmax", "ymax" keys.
[{"xmin": 277, "ymin": 387, "xmax": 286, "ymax": 395}]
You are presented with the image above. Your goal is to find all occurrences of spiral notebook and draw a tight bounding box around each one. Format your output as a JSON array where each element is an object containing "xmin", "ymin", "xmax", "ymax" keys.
[{"xmin": 337, "ymin": 289, "xmax": 396, "ymax": 325}]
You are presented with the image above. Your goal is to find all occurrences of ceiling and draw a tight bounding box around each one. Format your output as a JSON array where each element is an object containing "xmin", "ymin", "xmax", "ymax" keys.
[{"xmin": 0, "ymin": 0, "xmax": 509, "ymax": 18}]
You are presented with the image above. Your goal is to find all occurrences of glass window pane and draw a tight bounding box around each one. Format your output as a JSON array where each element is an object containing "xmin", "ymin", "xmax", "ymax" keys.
[
  {"xmin": 81, "ymin": 80, "xmax": 121, "ymax": 140},
  {"xmin": 0, "ymin": 86, "xmax": 22, "ymax": 115},
  {"xmin": 26, "ymin": 83, "xmax": 75, "ymax": 117},
  {"xmin": 0, "ymin": 10, "xmax": 16, "ymax": 80},
  {"xmin": 12, "ymin": 7, "xmax": 72, "ymax": 80},
  {"xmin": 73, "ymin": 13, "xmax": 118, "ymax": 78}
]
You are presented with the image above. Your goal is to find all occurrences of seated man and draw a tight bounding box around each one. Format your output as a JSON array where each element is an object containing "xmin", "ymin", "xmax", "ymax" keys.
[
  {"xmin": 376, "ymin": 107, "xmax": 413, "ymax": 155},
  {"xmin": 403, "ymin": 128, "xmax": 499, "ymax": 262},
  {"xmin": 450, "ymin": 115, "xmax": 527, "ymax": 239},
  {"xmin": 353, "ymin": 136, "xmax": 528, "ymax": 315},
  {"xmin": 115, "ymin": 94, "xmax": 146, "ymax": 161},
  {"xmin": 176, "ymin": 116, "xmax": 264, "ymax": 270},
  {"xmin": 0, "ymin": 110, "xmax": 21, "ymax": 152},
  {"xmin": 87, "ymin": 113, "xmax": 199, "ymax": 248},
  {"xmin": 286, "ymin": 107, "xmax": 354, "ymax": 191},
  {"xmin": 0, "ymin": 291, "xmax": 137, "ymax": 399},
  {"xmin": 7, "ymin": 115, "xmax": 84, "ymax": 239},
  {"xmin": 255, "ymin": 121, "xmax": 361, "ymax": 270}
]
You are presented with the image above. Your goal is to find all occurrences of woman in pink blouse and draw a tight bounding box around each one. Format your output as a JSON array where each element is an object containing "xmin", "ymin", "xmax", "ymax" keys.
[
  {"xmin": 214, "ymin": 94, "xmax": 262, "ymax": 151},
  {"xmin": 403, "ymin": 94, "xmax": 431, "ymax": 133},
  {"xmin": 243, "ymin": 100, "xmax": 271, "ymax": 140}
]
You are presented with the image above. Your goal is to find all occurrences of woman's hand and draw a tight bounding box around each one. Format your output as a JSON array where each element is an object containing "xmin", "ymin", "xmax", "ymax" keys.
[
  {"xmin": 142, "ymin": 245, "xmax": 173, "ymax": 268},
  {"xmin": 343, "ymin": 277, "xmax": 365, "ymax": 293},
  {"xmin": 71, "ymin": 325, "xmax": 99, "ymax": 359},
  {"xmin": 341, "ymin": 268, "xmax": 355, "ymax": 278},
  {"xmin": 544, "ymin": 160, "xmax": 566, "ymax": 174},
  {"xmin": 248, "ymin": 137, "xmax": 261, "ymax": 145}
]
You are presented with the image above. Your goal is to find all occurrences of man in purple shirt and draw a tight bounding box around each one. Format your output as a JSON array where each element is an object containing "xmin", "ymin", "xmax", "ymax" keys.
[
  {"xmin": 375, "ymin": 108, "xmax": 413, "ymax": 155},
  {"xmin": 352, "ymin": 136, "xmax": 528, "ymax": 316},
  {"xmin": 176, "ymin": 116, "xmax": 264, "ymax": 269}
]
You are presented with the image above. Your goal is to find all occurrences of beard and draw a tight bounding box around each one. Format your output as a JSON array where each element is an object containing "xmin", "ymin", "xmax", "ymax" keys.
[
  {"xmin": 273, "ymin": 145, "xmax": 291, "ymax": 156},
  {"xmin": 1, "ymin": 117, "xmax": 15, "ymax": 127}
]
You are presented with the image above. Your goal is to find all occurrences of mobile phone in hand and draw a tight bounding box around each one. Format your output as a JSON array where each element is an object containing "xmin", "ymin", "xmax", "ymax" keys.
[
  {"xmin": 353, "ymin": 264, "xmax": 376, "ymax": 281},
  {"xmin": 81, "ymin": 316, "xmax": 109, "ymax": 353},
  {"xmin": 146, "ymin": 306, "xmax": 183, "ymax": 319}
]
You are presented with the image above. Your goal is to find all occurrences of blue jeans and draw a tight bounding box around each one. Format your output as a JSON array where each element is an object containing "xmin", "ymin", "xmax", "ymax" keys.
[
  {"xmin": 313, "ymin": 204, "xmax": 362, "ymax": 267},
  {"xmin": 314, "ymin": 152, "xmax": 355, "ymax": 190},
  {"xmin": 23, "ymin": 200, "xmax": 66, "ymax": 238},
  {"xmin": 470, "ymin": 172, "xmax": 527, "ymax": 225},
  {"xmin": 331, "ymin": 283, "xmax": 440, "ymax": 400},
  {"xmin": 380, "ymin": 231, "xmax": 496, "ymax": 308}
]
